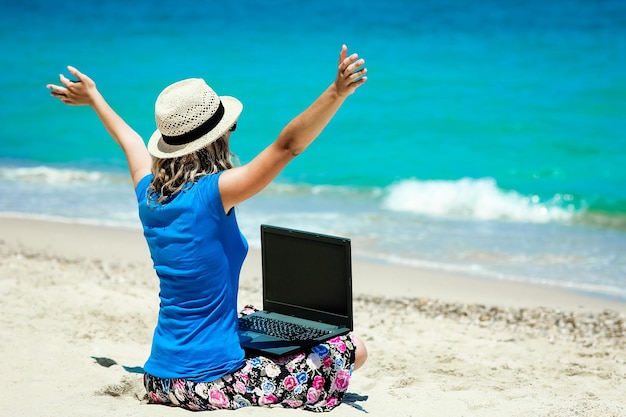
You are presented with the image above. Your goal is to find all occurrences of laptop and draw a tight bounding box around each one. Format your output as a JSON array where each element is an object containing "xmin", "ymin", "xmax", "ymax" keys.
[{"xmin": 238, "ymin": 224, "xmax": 353, "ymax": 357}]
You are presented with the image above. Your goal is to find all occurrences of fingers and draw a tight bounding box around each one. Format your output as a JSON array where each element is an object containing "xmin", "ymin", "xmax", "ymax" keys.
[
  {"xmin": 339, "ymin": 53, "xmax": 367, "ymax": 84},
  {"xmin": 346, "ymin": 58, "xmax": 366, "ymax": 78},
  {"xmin": 47, "ymin": 88, "xmax": 71, "ymax": 105},
  {"xmin": 47, "ymin": 83, "xmax": 72, "ymax": 104},
  {"xmin": 334, "ymin": 45, "xmax": 368, "ymax": 96},
  {"xmin": 47, "ymin": 65, "xmax": 95, "ymax": 106},
  {"xmin": 350, "ymin": 68, "xmax": 368, "ymax": 85},
  {"xmin": 46, "ymin": 83, "xmax": 64, "ymax": 94},
  {"xmin": 338, "ymin": 48, "xmax": 366, "ymax": 77},
  {"xmin": 59, "ymin": 66, "xmax": 86, "ymax": 88},
  {"xmin": 67, "ymin": 65, "xmax": 80, "ymax": 79},
  {"xmin": 67, "ymin": 65, "xmax": 87, "ymax": 84},
  {"xmin": 339, "ymin": 51, "xmax": 358, "ymax": 73},
  {"xmin": 338, "ymin": 44, "xmax": 348, "ymax": 65},
  {"xmin": 47, "ymin": 82, "xmax": 68, "ymax": 99},
  {"xmin": 53, "ymin": 74, "xmax": 76, "ymax": 104},
  {"xmin": 59, "ymin": 73, "xmax": 75, "ymax": 88}
]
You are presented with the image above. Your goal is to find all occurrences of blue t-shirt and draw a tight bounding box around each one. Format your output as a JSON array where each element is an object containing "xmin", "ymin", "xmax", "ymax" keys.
[{"xmin": 135, "ymin": 172, "xmax": 248, "ymax": 382}]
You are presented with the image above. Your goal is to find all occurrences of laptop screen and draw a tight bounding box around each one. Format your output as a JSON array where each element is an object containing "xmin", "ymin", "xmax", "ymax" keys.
[{"xmin": 260, "ymin": 225, "xmax": 353, "ymax": 328}]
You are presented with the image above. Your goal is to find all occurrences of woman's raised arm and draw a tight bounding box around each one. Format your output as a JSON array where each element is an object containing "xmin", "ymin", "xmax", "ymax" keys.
[
  {"xmin": 47, "ymin": 67, "xmax": 152, "ymax": 188},
  {"xmin": 218, "ymin": 44, "xmax": 368, "ymax": 213}
]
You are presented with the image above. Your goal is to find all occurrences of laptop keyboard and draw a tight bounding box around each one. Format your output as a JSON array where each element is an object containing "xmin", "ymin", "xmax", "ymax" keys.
[{"xmin": 239, "ymin": 315, "xmax": 332, "ymax": 342}]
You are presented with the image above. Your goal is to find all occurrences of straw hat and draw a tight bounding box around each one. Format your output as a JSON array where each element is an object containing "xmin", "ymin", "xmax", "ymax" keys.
[{"xmin": 147, "ymin": 78, "xmax": 242, "ymax": 158}]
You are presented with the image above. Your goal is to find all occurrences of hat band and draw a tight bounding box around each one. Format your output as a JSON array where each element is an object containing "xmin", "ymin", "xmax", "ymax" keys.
[{"xmin": 161, "ymin": 101, "xmax": 225, "ymax": 146}]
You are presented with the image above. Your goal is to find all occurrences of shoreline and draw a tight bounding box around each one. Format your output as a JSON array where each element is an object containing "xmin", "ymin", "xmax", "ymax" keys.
[
  {"xmin": 2, "ymin": 216, "xmax": 624, "ymax": 313},
  {"xmin": 2, "ymin": 216, "xmax": 625, "ymax": 416}
]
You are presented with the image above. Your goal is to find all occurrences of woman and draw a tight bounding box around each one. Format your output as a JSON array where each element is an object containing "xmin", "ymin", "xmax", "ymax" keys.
[{"xmin": 47, "ymin": 44, "xmax": 368, "ymax": 411}]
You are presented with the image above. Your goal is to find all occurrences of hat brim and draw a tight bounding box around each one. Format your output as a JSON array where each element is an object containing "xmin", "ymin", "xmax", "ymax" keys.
[{"xmin": 147, "ymin": 96, "xmax": 243, "ymax": 159}]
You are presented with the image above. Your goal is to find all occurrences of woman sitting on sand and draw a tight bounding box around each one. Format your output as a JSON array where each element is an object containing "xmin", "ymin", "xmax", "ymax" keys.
[{"xmin": 47, "ymin": 45, "xmax": 368, "ymax": 411}]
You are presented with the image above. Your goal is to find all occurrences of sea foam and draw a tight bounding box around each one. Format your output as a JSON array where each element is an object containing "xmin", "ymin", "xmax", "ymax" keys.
[
  {"xmin": 382, "ymin": 177, "xmax": 576, "ymax": 223},
  {"xmin": 0, "ymin": 166, "xmax": 126, "ymax": 185}
]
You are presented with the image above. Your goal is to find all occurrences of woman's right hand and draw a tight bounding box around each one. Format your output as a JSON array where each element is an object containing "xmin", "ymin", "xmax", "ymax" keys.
[
  {"xmin": 47, "ymin": 66, "xmax": 152, "ymax": 187},
  {"xmin": 47, "ymin": 66, "xmax": 98, "ymax": 106}
]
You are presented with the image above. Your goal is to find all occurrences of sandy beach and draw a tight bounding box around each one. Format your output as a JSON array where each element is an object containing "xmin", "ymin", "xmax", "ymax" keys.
[{"xmin": 1, "ymin": 216, "xmax": 624, "ymax": 417}]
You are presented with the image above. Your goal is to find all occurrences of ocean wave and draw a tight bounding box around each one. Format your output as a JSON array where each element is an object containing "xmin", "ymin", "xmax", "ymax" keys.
[
  {"xmin": 0, "ymin": 165, "xmax": 127, "ymax": 185},
  {"xmin": 1, "ymin": 165, "xmax": 620, "ymax": 228},
  {"xmin": 246, "ymin": 178, "xmax": 620, "ymax": 226},
  {"xmin": 381, "ymin": 177, "xmax": 578, "ymax": 223}
]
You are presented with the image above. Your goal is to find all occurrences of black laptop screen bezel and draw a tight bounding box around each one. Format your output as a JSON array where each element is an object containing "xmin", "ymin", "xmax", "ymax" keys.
[{"xmin": 260, "ymin": 224, "xmax": 353, "ymax": 330}]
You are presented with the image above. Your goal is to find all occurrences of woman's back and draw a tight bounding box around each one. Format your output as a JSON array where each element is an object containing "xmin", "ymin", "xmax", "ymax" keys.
[{"xmin": 137, "ymin": 173, "xmax": 248, "ymax": 381}]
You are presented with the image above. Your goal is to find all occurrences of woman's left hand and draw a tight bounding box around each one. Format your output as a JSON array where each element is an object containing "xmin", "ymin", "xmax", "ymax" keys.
[
  {"xmin": 334, "ymin": 44, "xmax": 368, "ymax": 98},
  {"xmin": 46, "ymin": 66, "xmax": 98, "ymax": 106}
]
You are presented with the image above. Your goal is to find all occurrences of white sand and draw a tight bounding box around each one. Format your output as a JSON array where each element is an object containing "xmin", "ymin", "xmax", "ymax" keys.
[{"xmin": 1, "ymin": 217, "xmax": 624, "ymax": 416}]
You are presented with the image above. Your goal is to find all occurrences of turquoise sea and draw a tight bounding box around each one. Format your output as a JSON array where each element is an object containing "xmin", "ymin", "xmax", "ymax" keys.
[{"xmin": 1, "ymin": 0, "xmax": 625, "ymax": 300}]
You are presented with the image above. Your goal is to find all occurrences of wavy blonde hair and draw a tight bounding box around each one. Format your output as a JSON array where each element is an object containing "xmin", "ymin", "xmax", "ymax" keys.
[{"xmin": 148, "ymin": 136, "xmax": 235, "ymax": 205}]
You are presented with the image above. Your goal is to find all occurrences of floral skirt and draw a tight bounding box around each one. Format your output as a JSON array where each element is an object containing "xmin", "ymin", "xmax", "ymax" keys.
[{"xmin": 144, "ymin": 308, "xmax": 356, "ymax": 412}]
